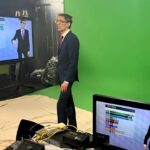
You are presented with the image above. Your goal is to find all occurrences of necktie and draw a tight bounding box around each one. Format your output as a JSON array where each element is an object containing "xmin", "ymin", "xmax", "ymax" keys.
[
  {"xmin": 59, "ymin": 36, "xmax": 64, "ymax": 47},
  {"xmin": 58, "ymin": 36, "xmax": 63, "ymax": 54},
  {"xmin": 21, "ymin": 29, "xmax": 24, "ymax": 39}
]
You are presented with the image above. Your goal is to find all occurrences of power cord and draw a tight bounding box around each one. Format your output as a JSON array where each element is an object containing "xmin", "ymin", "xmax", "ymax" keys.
[{"xmin": 32, "ymin": 123, "xmax": 68, "ymax": 142}]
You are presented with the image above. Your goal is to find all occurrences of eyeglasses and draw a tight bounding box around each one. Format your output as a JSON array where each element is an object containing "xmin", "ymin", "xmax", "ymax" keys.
[
  {"xmin": 21, "ymin": 22, "xmax": 26, "ymax": 25},
  {"xmin": 55, "ymin": 20, "xmax": 67, "ymax": 24}
]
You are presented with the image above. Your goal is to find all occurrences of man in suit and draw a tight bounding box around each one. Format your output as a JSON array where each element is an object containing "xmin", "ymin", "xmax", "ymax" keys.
[
  {"xmin": 11, "ymin": 20, "xmax": 30, "ymax": 80},
  {"xmin": 55, "ymin": 13, "xmax": 79, "ymax": 129},
  {"xmin": 12, "ymin": 20, "xmax": 30, "ymax": 60}
]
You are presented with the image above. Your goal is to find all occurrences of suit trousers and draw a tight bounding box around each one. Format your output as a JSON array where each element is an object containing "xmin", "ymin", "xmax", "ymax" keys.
[
  {"xmin": 57, "ymin": 83, "xmax": 77, "ymax": 128},
  {"xmin": 17, "ymin": 49, "xmax": 29, "ymax": 81}
]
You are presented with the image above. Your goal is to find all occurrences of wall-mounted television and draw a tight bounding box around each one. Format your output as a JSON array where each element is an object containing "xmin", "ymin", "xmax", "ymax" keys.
[{"xmin": 0, "ymin": 16, "xmax": 34, "ymax": 64}]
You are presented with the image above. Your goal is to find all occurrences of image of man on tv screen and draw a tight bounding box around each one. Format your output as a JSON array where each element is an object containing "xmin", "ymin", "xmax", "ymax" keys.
[
  {"xmin": 11, "ymin": 20, "xmax": 30, "ymax": 60},
  {"xmin": 11, "ymin": 19, "xmax": 30, "ymax": 80}
]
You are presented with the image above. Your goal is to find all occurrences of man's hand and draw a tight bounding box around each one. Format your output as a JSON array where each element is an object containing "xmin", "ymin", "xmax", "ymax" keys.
[
  {"xmin": 60, "ymin": 81, "xmax": 69, "ymax": 92},
  {"xmin": 12, "ymin": 40, "xmax": 16, "ymax": 45},
  {"xmin": 27, "ymin": 51, "xmax": 30, "ymax": 57},
  {"xmin": 143, "ymin": 144, "xmax": 147, "ymax": 150}
]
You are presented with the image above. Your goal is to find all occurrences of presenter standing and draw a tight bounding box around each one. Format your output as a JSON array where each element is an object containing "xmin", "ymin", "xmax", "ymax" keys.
[
  {"xmin": 12, "ymin": 20, "xmax": 30, "ymax": 60},
  {"xmin": 55, "ymin": 13, "xmax": 79, "ymax": 129},
  {"xmin": 11, "ymin": 20, "xmax": 30, "ymax": 80}
]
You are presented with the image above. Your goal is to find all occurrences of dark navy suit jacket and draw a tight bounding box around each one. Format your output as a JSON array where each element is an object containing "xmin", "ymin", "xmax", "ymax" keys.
[
  {"xmin": 12, "ymin": 29, "xmax": 30, "ymax": 52},
  {"xmin": 58, "ymin": 31, "xmax": 79, "ymax": 83}
]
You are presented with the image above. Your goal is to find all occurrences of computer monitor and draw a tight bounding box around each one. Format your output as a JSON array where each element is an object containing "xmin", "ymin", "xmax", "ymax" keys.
[{"xmin": 93, "ymin": 94, "xmax": 150, "ymax": 150}]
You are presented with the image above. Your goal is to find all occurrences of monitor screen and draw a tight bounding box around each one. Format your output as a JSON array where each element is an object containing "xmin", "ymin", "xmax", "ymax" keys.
[
  {"xmin": 0, "ymin": 16, "xmax": 34, "ymax": 64},
  {"xmin": 93, "ymin": 94, "xmax": 150, "ymax": 150}
]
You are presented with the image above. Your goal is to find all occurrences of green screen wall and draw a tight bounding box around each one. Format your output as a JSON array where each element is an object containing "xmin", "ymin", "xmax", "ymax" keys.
[{"xmin": 59, "ymin": 0, "xmax": 150, "ymax": 111}]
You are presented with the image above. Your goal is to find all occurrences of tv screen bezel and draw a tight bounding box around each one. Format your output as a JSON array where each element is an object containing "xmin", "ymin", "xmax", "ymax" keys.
[{"xmin": 0, "ymin": 16, "xmax": 34, "ymax": 65}]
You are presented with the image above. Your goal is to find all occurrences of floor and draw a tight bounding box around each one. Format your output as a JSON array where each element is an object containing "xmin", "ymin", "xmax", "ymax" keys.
[{"xmin": 0, "ymin": 95, "xmax": 92, "ymax": 149}]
